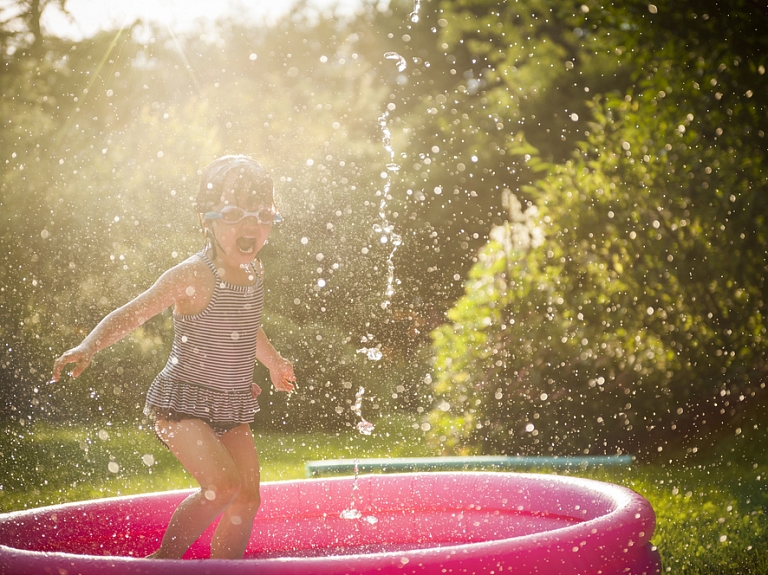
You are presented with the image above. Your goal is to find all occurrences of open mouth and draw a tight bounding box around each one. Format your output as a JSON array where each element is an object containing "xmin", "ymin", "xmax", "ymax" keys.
[{"xmin": 236, "ymin": 236, "xmax": 256, "ymax": 254}]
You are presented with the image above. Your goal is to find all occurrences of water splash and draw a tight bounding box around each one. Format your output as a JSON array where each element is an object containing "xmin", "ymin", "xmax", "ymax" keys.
[
  {"xmin": 383, "ymin": 51, "xmax": 407, "ymax": 72},
  {"xmin": 375, "ymin": 50, "xmax": 405, "ymax": 310},
  {"xmin": 351, "ymin": 386, "xmax": 375, "ymax": 435},
  {"xmin": 357, "ymin": 347, "xmax": 383, "ymax": 361},
  {"xmin": 376, "ymin": 108, "xmax": 403, "ymax": 310},
  {"xmin": 340, "ymin": 459, "xmax": 363, "ymax": 519},
  {"xmin": 340, "ymin": 459, "xmax": 379, "ymax": 523},
  {"xmin": 339, "ymin": 507, "xmax": 362, "ymax": 520},
  {"xmin": 341, "ymin": 0, "xmax": 417, "ymax": 525},
  {"xmin": 408, "ymin": 0, "xmax": 421, "ymax": 23},
  {"xmin": 356, "ymin": 419, "xmax": 375, "ymax": 435}
]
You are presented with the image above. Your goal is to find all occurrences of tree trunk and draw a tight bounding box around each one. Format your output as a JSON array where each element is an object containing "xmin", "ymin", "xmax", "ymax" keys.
[{"xmin": 28, "ymin": 0, "xmax": 43, "ymax": 58}]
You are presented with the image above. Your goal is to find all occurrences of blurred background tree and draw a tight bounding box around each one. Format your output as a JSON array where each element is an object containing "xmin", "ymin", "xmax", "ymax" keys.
[
  {"xmin": 427, "ymin": 0, "xmax": 768, "ymax": 459},
  {"xmin": 0, "ymin": 0, "xmax": 68, "ymax": 58}
]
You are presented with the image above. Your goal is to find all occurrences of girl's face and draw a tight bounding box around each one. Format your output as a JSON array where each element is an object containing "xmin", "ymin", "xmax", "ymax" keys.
[{"xmin": 208, "ymin": 186, "xmax": 275, "ymax": 268}]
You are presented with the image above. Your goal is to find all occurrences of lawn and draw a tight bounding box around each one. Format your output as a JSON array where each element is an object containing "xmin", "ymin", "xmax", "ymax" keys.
[{"xmin": 1, "ymin": 416, "xmax": 766, "ymax": 574}]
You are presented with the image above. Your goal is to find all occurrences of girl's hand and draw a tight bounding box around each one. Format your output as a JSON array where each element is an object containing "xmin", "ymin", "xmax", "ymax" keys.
[
  {"xmin": 52, "ymin": 345, "xmax": 94, "ymax": 382},
  {"xmin": 270, "ymin": 357, "xmax": 296, "ymax": 393},
  {"xmin": 251, "ymin": 382, "xmax": 262, "ymax": 398}
]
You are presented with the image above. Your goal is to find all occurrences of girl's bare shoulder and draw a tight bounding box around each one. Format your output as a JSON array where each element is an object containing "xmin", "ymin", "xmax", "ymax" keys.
[
  {"xmin": 178, "ymin": 253, "xmax": 213, "ymax": 279},
  {"xmin": 164, "ymin": 254, "xmax": 215, "ymax": 314}
]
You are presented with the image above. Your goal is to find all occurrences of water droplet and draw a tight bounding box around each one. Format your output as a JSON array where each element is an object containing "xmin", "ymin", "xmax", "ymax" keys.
[
  {"xmin": 384, "ymin": 52, "xmax": 407, "ymax": 72},
  {"xmin": 141, "ymin": 454, "xmax": 155, "ymax": 466},
  {"xmin": 357, "ymin": 420, "xmax": 375, "ymax": 435},
  {"xmin": 108, "ymin": 461, "xmax": 120, "ymax": 473},
  {"xmin": 340, "ymin": 508, "xmax": 362, "ymax": 520},
  {"xmin": 408, "ymin": 0, "xmax": 421, "ymax": 22},
  {"xmin": 357, "ymin": 347, "xmax": 383, "ymax": 361},
  {"xmin": 349, "ymin": 386, "xmax": 376, "ymax": 435}
]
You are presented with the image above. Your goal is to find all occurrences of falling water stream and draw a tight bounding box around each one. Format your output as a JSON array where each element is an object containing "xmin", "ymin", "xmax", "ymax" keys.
[
  {"xmin": 340, "ymin": 1, "xmax": 420, "ymax": 523},
  {"xmin": 338, "ymin": 458, "xmax": 378, "ymax": 524},
  {"xmin": 351, "ymin": 386, "xmax": 375, "ymax": 436}
]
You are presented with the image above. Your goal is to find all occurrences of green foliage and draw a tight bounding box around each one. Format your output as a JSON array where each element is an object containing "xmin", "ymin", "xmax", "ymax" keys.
[
  {"xmin": 387, "ymin": 0, "xmax": 626, "ymax": 315},
  {"xmin": 427, "ymin": 0, "xmax": 768, "ymax": 458}
]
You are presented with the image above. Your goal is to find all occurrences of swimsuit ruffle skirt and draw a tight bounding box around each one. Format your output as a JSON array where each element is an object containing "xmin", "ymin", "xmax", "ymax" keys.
[{"xmin": 144, "ymin": 251, "xmax": 263, "ymax": 431}]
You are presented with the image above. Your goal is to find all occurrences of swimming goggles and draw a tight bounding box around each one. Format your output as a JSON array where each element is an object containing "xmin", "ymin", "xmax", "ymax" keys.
[{"xmin": 203, "ymin": 206, "xmax": 283, "ymax": 225}]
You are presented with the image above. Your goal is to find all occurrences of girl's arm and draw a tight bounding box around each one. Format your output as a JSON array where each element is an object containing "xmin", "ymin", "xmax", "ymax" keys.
[
  {"xmin": 256, "ymin": 327, "xmax": 295, "ymax": 393},
  {"xmin": 52, "ymin": 262, "xmax": 199, "ymax": 382}
]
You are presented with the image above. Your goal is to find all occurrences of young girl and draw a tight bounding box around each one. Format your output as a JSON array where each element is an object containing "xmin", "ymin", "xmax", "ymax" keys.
[{"xmin": 51, "ymin": 155, "xmax": 295, "ymax": 560}]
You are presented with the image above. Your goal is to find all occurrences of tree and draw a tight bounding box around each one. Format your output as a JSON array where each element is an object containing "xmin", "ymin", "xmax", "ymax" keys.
[
  {"xmin": 0, "ymin": 0, "xmax": 68, "ymax": 58},
  {"xmin": 426, "ymin": 0, "xmax": 768, "ymax": 458}
]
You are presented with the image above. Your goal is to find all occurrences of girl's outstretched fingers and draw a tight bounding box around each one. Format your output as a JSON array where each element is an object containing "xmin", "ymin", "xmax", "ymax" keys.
[
  {"xmin": 270, "ymin": 358, "xmax": 296, "ymax": 393},
  {"xmin": 52, "ymin": 347, "xmax": 93, "ymax": 382}
]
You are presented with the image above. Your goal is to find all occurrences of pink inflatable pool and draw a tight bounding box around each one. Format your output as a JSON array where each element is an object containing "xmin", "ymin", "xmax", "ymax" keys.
[{"xmin": 0, "ymin": 472, "xmax": 660, "ymax": 574}]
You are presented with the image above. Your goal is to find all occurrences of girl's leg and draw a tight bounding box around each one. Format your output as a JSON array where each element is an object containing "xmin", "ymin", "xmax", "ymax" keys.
[
  {"xmin": 149, "ymin": 419, "xmax": 242, "ymax": 559},
  {"xmin": 209, "ymin": 424, "xmax": 261, "ymax": 559}
]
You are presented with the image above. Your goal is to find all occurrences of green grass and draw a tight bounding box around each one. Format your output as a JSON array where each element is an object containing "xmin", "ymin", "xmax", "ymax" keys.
[
  {"xmin": 0, "ymin": 416, "xmax": 434, "ymax": 510},
  {"xmin": 1, "ymin": 417, "xmax": 767, "ymax": 574},
  {"xmin": 581, "ymin": 464, "xmax": 768, "ymax": 574}
]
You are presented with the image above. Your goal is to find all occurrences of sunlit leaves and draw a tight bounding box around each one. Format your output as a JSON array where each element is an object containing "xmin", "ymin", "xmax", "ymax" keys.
[{"xmin": 426, "ymin": 0, "xmax": 768, "ymax": 459}]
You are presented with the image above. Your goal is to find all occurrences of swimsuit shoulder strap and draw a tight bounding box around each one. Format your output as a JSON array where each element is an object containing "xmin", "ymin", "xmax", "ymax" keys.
[{"xmin": 197, "ymin": 250, "xmax": 220, "ymax": 279}]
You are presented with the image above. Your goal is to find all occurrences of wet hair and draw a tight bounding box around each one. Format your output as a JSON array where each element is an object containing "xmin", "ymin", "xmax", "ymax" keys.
[{"xmin": 194, "ymin": 155, "xmax": 274, "ymax": 214}]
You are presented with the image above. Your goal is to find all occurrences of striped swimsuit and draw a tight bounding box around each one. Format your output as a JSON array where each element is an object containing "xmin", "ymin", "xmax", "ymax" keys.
[{"xmin": 144, "ymin": 251, "xmax": 262, "ymax": 432}]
